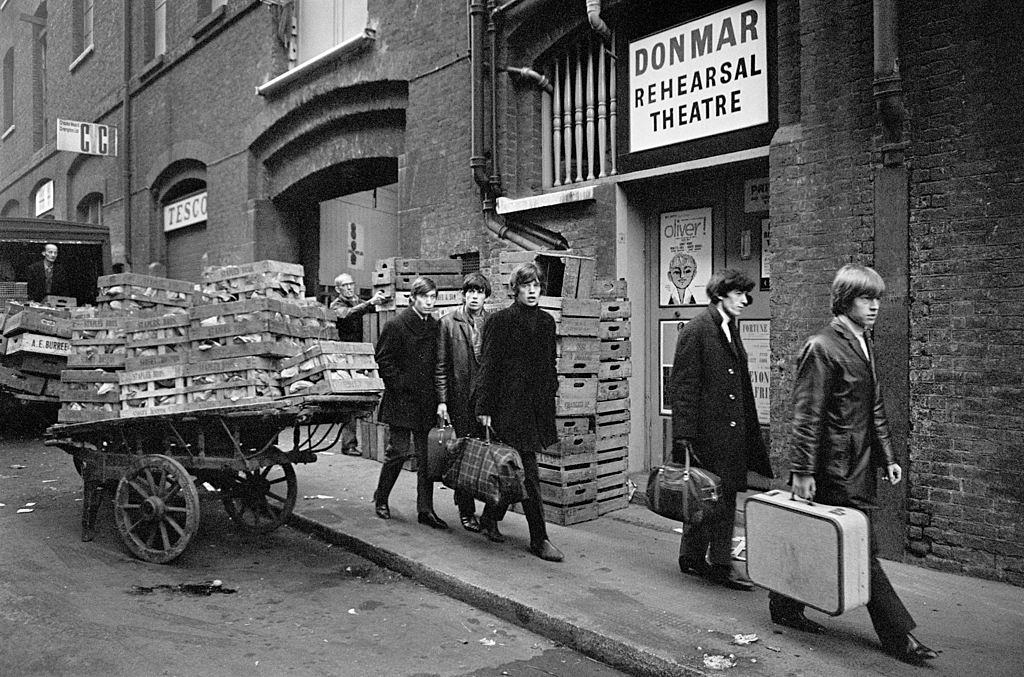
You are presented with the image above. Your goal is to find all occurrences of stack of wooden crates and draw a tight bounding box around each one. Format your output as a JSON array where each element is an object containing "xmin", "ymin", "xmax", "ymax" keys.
[
  {"xmin": 371, "ymin": 257, "xmax": 464, "ymax": 316},
  {"xmin": 56, "ymin": 262, "xmax": 379, "ymax": 423},
  {"xmin": 498, "ymin": 250, "xmax": 632, "ymax": 526},
  {"xmin": 0, "ymin": 304, "xmax": 72, "ymax": 401}
]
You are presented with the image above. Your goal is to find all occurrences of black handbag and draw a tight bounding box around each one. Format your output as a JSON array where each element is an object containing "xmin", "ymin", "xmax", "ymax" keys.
[
  {"xmin": 647, "ymin": 447, "xmax": 721, "ymax": 524},
  {"xmin": 426, "ymin": 418, "xmax": 458, "ymax": 482}
]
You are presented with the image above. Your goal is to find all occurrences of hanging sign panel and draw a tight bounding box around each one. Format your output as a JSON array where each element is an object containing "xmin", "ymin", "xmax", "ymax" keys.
[
  {"xmin": 164, "ymin": 191, "xmax": 208, "ymax": 232},
  {"xmin": 56, "ymin": 118, "xmax": 118, "ymax": 157},
  {"xmin": 629, "ymin": 0, "xmax": 769, "ymax": 152}
]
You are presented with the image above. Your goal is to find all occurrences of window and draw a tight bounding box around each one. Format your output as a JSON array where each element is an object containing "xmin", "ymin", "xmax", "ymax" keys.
[
  {"xmin": 72, "ymin": 0, "xmax": 94, "ymax": 57},
  {"xmin": 77, "ymin": 192, "xmax": 103, "ymax": 225},
  {"xmin": 198, "ymin": 0, "xmax": 227, "ymax": 18},
  {"xmin": 2, "ymin": 48, "xmax": 12, "ymax": 134},
  {"xmin": 541, "ymin": 33, "xmax": 618, "ymax": 187},
  {"xmin": 145, "ymin": 0, "xmax": 167, "ymax": 61},
  {"xmin": 292, "ymin": 0, "xmax": 368, "ymax": 67}
]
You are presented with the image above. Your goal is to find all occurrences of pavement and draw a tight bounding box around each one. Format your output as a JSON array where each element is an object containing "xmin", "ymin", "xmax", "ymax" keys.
[{"xmin": 285, "ymin": 448, "xmax": 1024, "ymax": 677}]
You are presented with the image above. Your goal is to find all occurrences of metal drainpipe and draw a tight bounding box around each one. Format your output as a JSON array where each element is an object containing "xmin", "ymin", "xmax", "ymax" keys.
[
  {"xmin": 501, "ymin": 66, "xmax": 553, "ymax": 93},
  {"xmin": 470, "ymin": 0, "xmax": 490, "ymax": 195},
  {"xmin": 487, "ymin": 0, "xmax": 502, "ymax": 196},
  {"xmin": 121, "ymin": 0, "xmax": 133, "ymax": 269},
  {"xmin": 586, "ymin": 0, "xmax": 612, "ymax": 42},
  {"xmin": 873, "ymin": 0, "xmax": 905, "ymax": 145}
]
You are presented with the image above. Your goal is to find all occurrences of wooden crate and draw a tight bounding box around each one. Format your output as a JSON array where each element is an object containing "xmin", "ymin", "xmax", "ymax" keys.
[
  {"xmin": 596, "ymin": 397, "xmax": 631, "ymax": 426},
  {"xmin": 188, "ymin": 297, "xmax": 309, "ymax": 330},
  {"xmin": 185, "ymin": 356, "xmax": 282, "ymax": 409},
  {"xmin": 541, "ymin": 500, "xmax": 599, "ymax": 526},
  {"xmin": 96, "ymin": 273, "xmax": 195, "ymax": 308},
  {"xmin": 57, "ymin": 403, "xmax": 120, "ymax": 423},
  {"xmin": 539, "ymin": 297, "xmax": 601, "ymax": 317},
  {"xmin": 67, "ymin": 339, "xmax": 127, "ymax": 369},
  {"xmin": 2, "ymin": 352, "xmax": 67, "ymax": 377},
  {"xmin": 60, "ymin": 369, "xmax": 120, "ymax": 403},
  {"xmin": 598, "ymin": 321, "xmax": 631, "ymax": 341},
  {"xmin": 596, "ymin": 433, "xmax": 629, "ymax": 453},
  {"xmin": 71, "ymin": 317, "xmax": 127, "ymax": 341},
  {"xmin": 555, "ymin": 416, "xmax": 592, "ymax": 437},
  {"xmin": 536, "ymin": 451, "xmax": 598, "ymax": 484},
  {"xmin": 599, "ymin": 339, "xmax": 631, "ymax": 361},
  {"xmin": 598, "ymin": 360, "xmax": 632, "ymax": 380},
  {"xmin": 557, "ymin": 336, "xmax": 601, "ymax": 360},
  {"xmin": 280, "ymin": 341, "xmax": 382, "ymax": 395},
  {"xmin": 0, "ymin": 366, "xmax": 46, "ymax": 395},
  {"xmin": 395, "ymin": 257, "xmax": 463, "ymax": 274},
  {"xmin": 596, "ymin": 482, "xmax": 629, "ymax": 515},
  {"xmin": 394, "ymin": 273, "xmax": 463, "ymax": 290},
  {"xmin": 357, "ymin": 419, "xmax": 389, "ymax": 461},
  {"xmin": 199, "ymin": 260, "xmax": 305, "ymax": 302},
  {"xmin": 556, "ymin": 355, "xmax": 599, "ymax": 376},
  {"xmin": 597, "ymin": 379, "xmax": 629, "ymax": 402},
  {"xmin": 2, "ymin": 310, "xmax": 72, "ymax": 338},
  {"xmin": 394, "ymin": 289, "xmax": 462, "ymax": 306},
  {"xmin": 591, "ymin": 278, "xmax": 628, "ymax": 300},
  {"xmin": 599, "ymin": 300, "xmax": 631, "ymax": 321},
  {"xmin": 554, "ymin": 316, "xmax": 600, "ymax": 337},
  {"xmin": 189, "ymin": 318, "xmax": 306, "ymax": 359},
  {"xmin": 118, "ymin": 365, "xmax": 188, "ymax": 416},
  {"xmin": 596, "ymin": 447, "xmax": 629, "ymax": 477},
  {"xmin": 5, "ymin": 333, "xmax": 73, "ymax": 357},
  {"xmin": 547, "ymin": 433, "xmax": 597, "ymax": 457},
  {"xmin": 539, "ymin": 479, "xmax": 597, "ymax": 506},
  {"xmin": 555, "ymin": 377, "xmax": 598, "ymax": 416},
  {"xmin": 596, "ymin": 420, "xmax": 631, "ymax": 441}
]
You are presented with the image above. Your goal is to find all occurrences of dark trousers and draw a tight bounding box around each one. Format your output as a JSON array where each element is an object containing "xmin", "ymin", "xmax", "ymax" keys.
[
  {"xmin": 769, "ymin": 507, "xmax": 915, "ymax": 647},
  {"xmin": 451, "ymin": 420, "xmax": 482, "ymax": 517},
  {"xmin": 481, "ymin": 445, "xmax": 547, "ymax": 547},
  {"xmin": 679, "ymin": 488, "xmax": 738, "ymax": 569},
  {"xmin": 374, "ymin": 426, "xmax": 434, "ymax": 514}
]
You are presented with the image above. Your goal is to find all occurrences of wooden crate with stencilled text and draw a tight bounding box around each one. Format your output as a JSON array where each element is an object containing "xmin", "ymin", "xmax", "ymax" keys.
[
  {"xmin": 117, "ymin": 365, "xmax": 188, "ymax": 416},
  {"xmin": 279, "ymin": 341, "xmax": 383, "ymax": 397},
  {"xmin": 124, "ymin": 313, "xmax": 191, "ymax": 369},
  {"xmin": 184, "ymin": 356, "xmax": 282, "ymax": 409},
  {"xmin": 189, "ymin": 318, "xmax": 306, "ymax": 360},
  {"xmin": 58, "ymin": 369, "xmax": 120, "ymax": 422}
]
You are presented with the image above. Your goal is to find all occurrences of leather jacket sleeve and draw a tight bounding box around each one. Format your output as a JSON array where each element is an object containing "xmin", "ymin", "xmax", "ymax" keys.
[
  {"xmin": 872, "ymin": 379, "xmax": 896, "ymax": 467},
  {"xmin": 789, "ymin": 336, "xmax": 833, "ymax": 477},
  {"xmin": 435, "ymin": 320, "xmax": 451, "ymax": 404}
]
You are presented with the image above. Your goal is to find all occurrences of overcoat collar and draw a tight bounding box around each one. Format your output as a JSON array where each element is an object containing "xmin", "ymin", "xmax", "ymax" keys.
[
  {"xmin": 703, "ymin": 304, "xmax": 740, "ymax": 359},
  {"xmin": 830, "ymin": 316, "xmax": 870, "ymax": 365}
]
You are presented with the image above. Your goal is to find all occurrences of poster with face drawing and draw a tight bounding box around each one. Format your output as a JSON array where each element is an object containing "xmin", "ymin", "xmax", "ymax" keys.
[{"xmin": 660, "ymin": 208, "xmax": 713, "ymax": 306}]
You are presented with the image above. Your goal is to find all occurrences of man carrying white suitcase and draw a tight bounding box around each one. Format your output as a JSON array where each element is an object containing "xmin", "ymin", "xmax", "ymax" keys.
[{"xmin": 769, "ymin": 264, "xmax": 938, "ymax": 665}]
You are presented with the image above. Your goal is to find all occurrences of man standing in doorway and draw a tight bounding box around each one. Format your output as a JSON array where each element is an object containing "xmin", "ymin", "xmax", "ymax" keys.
[
  {"xmin": 26, "ymin": 243, "xmax": 68, "ymax": 302},
  {"xmin": 768, "ymin": 264, "xmax": 937, "ymax": 666},
  {"xmin": 330, "ymin": 272, "xmax": 387, "ymax": 456},
  {"xmin": 669, "ymin": 269, "xmax": 772, "ymax": 590}
]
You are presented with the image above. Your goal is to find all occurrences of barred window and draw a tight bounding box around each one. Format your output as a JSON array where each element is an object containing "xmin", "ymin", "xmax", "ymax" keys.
[{"xmin": 541, "ymin": 32, "xmax": 617, "ymax": 188}]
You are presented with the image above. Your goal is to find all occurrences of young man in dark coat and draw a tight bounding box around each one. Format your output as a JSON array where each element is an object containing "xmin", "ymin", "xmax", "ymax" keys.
[
  {"xmin": 435, "ymin": 272, "xmax": 492, "ymax": 532},
  {"xmin": 669, "ymin": 269, "xmax": 773, "ymax": 590},
  {"xmin": 474, "ymin": 262, "xmax": 563, "ymax": 561},
  {"xmin": 768, "ymin": 264, "xmax": 937, "ymax": 665},
  {"xmin": 372, "ymin": 276, "xmax": 448, "ymax": 529}
]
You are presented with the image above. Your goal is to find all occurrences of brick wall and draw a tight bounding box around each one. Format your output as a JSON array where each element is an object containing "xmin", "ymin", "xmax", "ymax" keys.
[{"xmin": 900, "ymin": 0, "xmax": 1024, "ymax": 585}]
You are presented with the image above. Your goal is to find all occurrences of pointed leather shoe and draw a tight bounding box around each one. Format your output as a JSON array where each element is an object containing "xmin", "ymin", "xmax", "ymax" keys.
[
  {"xmin": 679, "ymin": 556, "xmax": 711, "ymax": 577},
  {"xmin": 460, "ymin": 514, "xmax": 481, "ymax": 533},
  {"xmin": 374, "ymin": 502, "xmax": 391, "ymax": 520},
  {"xmin": 885, "ymin": 633, "xmax": 938, "ymax": 665},
  {"xmin": 417, "ymin": 512, "xmax": 449, "ymax": 530},
  {"xmin": 705, "ymin": 566, "xmax": 754, "ymax": 591},
  {"xmin": 530, "ymin": 539, "xmax": 564, "ymax": 562}
]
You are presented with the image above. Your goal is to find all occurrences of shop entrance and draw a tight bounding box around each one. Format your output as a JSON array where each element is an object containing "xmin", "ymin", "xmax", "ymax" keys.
[{"xmin": 628, "ymin": 157, "xmax": 771, "ymax": 472}]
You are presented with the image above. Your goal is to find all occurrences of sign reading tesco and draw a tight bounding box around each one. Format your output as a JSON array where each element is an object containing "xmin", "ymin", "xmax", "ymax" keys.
[{"xmin": 164, "ymin": 191, "xmax": 207, "ymax": 232}]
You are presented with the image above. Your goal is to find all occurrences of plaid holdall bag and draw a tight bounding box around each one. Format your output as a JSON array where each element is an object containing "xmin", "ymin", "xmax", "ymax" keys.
[{"xmin": 442, "ymin": 427, "xmax": 528, "ymax": 506}]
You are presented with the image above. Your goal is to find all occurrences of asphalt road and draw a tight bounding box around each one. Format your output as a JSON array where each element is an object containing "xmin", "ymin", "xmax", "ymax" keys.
[{"xmin": 0, "ymin": 426, "xmax": 628, "ymax": 677}]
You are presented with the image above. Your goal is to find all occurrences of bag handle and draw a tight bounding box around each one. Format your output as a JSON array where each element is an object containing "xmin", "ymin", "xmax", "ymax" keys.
[{"xmin": 789, "ymin": 490, "xmax": 815, "ymax": 506}]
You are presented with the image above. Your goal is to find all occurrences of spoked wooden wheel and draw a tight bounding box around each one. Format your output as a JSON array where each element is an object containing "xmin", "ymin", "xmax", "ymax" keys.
[
  {"xmin": 114, "ymin": 454, "xmax": 200, "ymax": 564},
  {"xmin": 220, "ymin": 461, "xmax": 297, "ymax": 534}
]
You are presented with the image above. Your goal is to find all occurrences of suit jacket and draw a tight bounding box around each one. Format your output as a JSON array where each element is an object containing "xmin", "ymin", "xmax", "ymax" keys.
[
  {"xmin": 375, "ymin": 307, "xmax": 439, "ymax": 431},
  {"xmin": 789, "ymin": 318, "xmax": 895, "ymax": 509},
  {"xmin": 669, "ymin": 305, "xmax": 772, "ymax": 491},
  {"xmin": 473, "ymin": 302, "xmax": 558, "ymax": 451},
  {"xmin": 26, "ymin": 260, "xmax": 69, "ymax": 302},
  {"xmin": 435, "ymin": 306, "xmax": 490, "ymax": 438}
]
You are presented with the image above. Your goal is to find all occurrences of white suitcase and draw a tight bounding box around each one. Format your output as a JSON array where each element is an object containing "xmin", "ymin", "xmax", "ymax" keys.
[{"xmin": 745, "ymin": 490, "xmax": 870, "ymax": 615}]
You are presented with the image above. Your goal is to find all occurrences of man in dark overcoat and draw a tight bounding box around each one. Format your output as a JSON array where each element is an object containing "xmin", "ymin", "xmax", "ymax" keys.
[
  {"xmin": 26, "ymin": 243, "xmax": 69, "ymax": 302},
  {"xmin": 768, "ymin": 264, "xmax": 937, "ymax": 665},
  {"xmin": 669, "ymin": 269, "xmax": 773, "ymax": 590},
  {"xmin": 372, "ymin": 276, "xmax": 448, "ymax": 529},
  {"xmin": 474, "ymin": 262, "xmax": 563, "ymax": 561},
  {"xmin": 435, "ymin": 272, "xmax": 492, "ymax": 532}
]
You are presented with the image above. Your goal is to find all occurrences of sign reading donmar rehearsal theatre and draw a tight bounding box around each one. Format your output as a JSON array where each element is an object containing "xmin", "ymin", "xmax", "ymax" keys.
[{"xmin": 629, "ymin": 0, "xmax": 768, "ymax": 153}]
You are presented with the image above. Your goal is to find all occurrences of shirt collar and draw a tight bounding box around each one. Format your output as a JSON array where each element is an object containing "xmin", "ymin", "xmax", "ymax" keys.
[
  {"xmin": 411, "ymin": 306, "xmax": 428, "ymax": 321},
  {"xmin": 836, "ymin": 314, "xmax": 865, "ymax": 338},
  {"xmin": 716, "ymin": 304, "xmax": 732, "ymax": 327}
]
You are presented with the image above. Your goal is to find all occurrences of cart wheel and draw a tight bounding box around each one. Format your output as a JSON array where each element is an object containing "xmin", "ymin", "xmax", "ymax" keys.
[
  {"xmin": 220, "ymin": 461, "xmax": 297, "ymax": 534},
  {"xmin": 113, "ymin": 454, "xmax": 200, "ymax": 564}
]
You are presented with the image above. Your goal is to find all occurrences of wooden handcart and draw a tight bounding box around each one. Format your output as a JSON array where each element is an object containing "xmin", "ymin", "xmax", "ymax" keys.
[{"xmin": 44, "ymin": 394, "xmax": 379, "ymax": 564}]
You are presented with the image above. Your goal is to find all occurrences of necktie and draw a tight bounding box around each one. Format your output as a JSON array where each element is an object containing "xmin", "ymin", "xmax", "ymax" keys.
[{"xmin": 728, "ymin": 319, "xmax": 741, "ymax": 355}]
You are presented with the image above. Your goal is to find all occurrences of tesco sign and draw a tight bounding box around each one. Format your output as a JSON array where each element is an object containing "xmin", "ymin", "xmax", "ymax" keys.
[{"xmin": 164, "ymin": 191, "xmax": 207, "ymax": 232}]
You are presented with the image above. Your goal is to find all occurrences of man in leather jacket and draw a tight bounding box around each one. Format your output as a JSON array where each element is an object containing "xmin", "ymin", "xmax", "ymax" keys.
[{"xmin": 769, "ymin": 264, "xmax": 938, "ymax": 666}]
